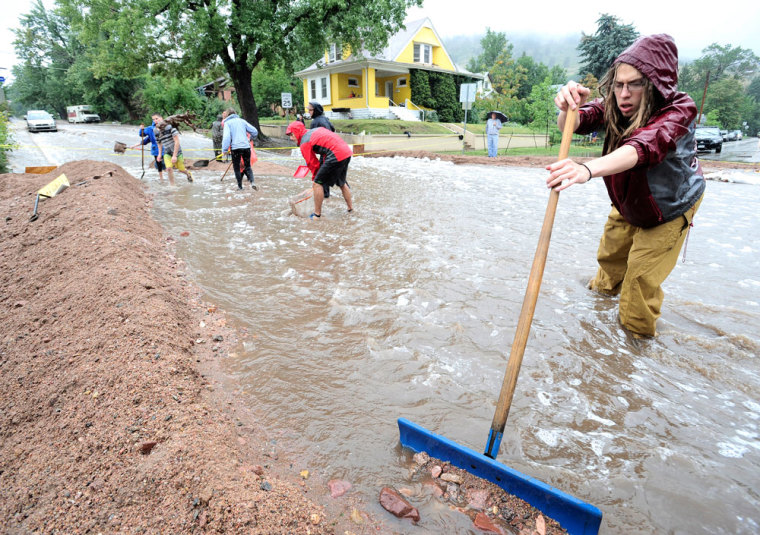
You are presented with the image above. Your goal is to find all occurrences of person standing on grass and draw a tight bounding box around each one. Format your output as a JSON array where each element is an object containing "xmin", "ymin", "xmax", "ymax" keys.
[
  {"xmin": 285, "ymin": 121, "xmax": 353, "ymax": 219},
  {"xmin": 546, "ymin": 34, "xmax": 705, "ymax": 338},
  {"xmin": 222, "ymin": 108, "xmax": 259, "ymax": 190},
  {"xmin": 156, "ymin": 119, "xmax": 194, "ymax": 185},
  {"xmin": 130, "ymin": 115, "xmax": 165, "ymax": 181},
  {"xmin": 486, "ymin": 112, "xmax": 502, "ymax": 157}
]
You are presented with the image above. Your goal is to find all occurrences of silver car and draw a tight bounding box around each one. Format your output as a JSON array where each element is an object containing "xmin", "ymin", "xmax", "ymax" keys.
[{"xmin": 25, "ymin": 110, "xmax": 58, "ymax": 133}]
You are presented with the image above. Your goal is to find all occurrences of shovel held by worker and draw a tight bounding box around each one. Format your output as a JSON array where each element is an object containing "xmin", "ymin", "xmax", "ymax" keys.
[
  {"xmin": 398, "ymin": 109, "xmax": 602, "ymax": 535},
  {"xmin": 219, "ymin": 160, "xmax": 233, "ymax": 182},
  {"xmin": 484, "ymin": 108, "xmax": 577, "ymax": 459}
]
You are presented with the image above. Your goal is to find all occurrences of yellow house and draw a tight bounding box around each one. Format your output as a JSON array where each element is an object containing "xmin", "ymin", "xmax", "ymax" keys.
[{"xmin": 295, "ymin": 18, "xmax": 482, "ymax": 121}]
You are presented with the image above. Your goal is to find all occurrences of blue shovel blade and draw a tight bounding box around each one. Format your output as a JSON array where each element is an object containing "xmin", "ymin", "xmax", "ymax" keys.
[{"xmin": 398, "ymin": 418, "xmax": 602, "ymax": 535}]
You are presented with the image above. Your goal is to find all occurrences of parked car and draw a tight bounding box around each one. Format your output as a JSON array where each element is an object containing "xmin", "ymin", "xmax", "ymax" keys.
[
  {"xmin": 695, "ymin": 126, "xmax": 722, "ymax": 153},
  {"xmin": 25, "ymin": 110, "xmax": 58, "ymax": 133},
  {"xmin": 720, "ymin": 130, "xmax": 729, "ymax": 141},
  {"xmin": 732, "ymin": 129, "xmax": 743, "ymax": 140},
  {"xmin": 726, "ymin": 130, "xmax": 738, "ymax": 141}
]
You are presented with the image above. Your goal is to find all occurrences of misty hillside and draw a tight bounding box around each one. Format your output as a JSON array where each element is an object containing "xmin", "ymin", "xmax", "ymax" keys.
[{"xmin": 444, "ymin": 32, "xmax": 583, "ymax": 77}]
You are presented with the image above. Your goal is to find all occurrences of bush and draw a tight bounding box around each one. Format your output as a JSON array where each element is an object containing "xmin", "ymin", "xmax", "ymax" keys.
[{"xmin": 0, "ymin": 111, "xmax": 13, "ymax": 174}]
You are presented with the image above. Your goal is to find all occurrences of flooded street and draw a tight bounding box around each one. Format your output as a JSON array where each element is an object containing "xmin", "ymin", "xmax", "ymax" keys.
[
  {"xmin": 150, "ymin": 156, "xmax": 759, "ymax": 535},
  {"xmin": 9, "ymin": 121, "xmax": 760, "ymax": 534}
]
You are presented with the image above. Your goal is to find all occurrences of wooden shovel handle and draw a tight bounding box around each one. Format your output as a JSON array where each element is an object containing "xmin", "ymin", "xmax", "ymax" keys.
[{"xmin": 486, "ymin": 109, "xmax": 578, "ymax": 457}]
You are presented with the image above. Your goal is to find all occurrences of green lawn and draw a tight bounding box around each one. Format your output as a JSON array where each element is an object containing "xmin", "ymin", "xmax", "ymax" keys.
[{"xmin": 262, "ymin": 117, "xmax": 452, "ymax": 135}]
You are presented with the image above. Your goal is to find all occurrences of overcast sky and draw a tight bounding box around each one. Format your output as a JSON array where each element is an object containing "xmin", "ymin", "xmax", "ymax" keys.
[
  {"xmin": 407, "ymin": 0, "xmax": 760, "ymax": 61},
  {"xmin": 3, "ymin": 0, "xmax": 760, "ymax": 84}
]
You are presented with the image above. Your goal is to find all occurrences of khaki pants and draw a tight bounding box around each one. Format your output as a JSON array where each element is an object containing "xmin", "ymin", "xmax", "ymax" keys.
[{"xmin": 589, "ymin": 195, "xmax": 703, "ymax": 337}]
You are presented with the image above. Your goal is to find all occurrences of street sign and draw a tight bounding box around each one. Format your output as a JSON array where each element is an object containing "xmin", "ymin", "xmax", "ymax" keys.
[
  {"xmin": 459, "ymin": 83, "xmax": 477, "ymax": 103},
  {"xmin": 462, "ymin": 102, "xmax": 472, "ymax": 110},
  {"xmin": 281, "ymin": 92, "xmax": 292, "ymax": 109},
  {"xmin": 0, "ymin": 77, "xmax": 5, "ymax": 83}
]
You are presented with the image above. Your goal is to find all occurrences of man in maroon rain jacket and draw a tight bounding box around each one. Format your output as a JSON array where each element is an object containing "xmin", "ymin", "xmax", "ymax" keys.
[
  {"xmin": 286, "ymin": 121, "xmax": 354, "ymax": 218},
  {"xmin": 546, "ymin": 34, "xmax": 705, "ymax": 337}
]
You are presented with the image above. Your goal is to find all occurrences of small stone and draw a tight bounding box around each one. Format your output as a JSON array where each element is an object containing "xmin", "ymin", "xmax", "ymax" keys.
[
  {"xmin": 212, "ymin": 335, "xmax": 224, "ymax": 342},
  {"xmin": 139, "ymin": 442, "xmax": 157, "ymax": 455},
  {"xmin": 310, "ymin": 513, "xmax": 321, "ymax": 525},
  {"xmin": 328, "ymin": 479, "xmax": 352, "ymax": 498},
  {"xmin": 379, "ymin": 487, "xmax": 420, "ymax": 523},
  {"xmin": 180, "ymin": 231, "xmax": 190, "ymax": 237},
  {"xmin": 251, "ymin": 465, "xmax": 265, "ymax": 476},
  {"xmin": 473, "ymin": 512, "xmax": 505, "ymax": 534},
  {"xmin": 440, "ymin": 472, "xmax": 463, "ymax": 484},
  {"xmin": 466, "ymin": 489, "xmax": 489, "ymax": 510},
  {"xmin": 300, "ymin": 470, "xmax": 309, "ymax": 479},
  {"xmin": 260, "ymin": 481, "xmax": 272, "ymax": 491},
  {"xmin": 412, "ymin": 451, "xmax": 429, "ymax": 466},
  {"xmin": 431, "ymin": 465, "xmax": 442, "ymax": 478},
  {"xmin": 349, "ymin": 508, "xmax": 364, "ymax": 525}
]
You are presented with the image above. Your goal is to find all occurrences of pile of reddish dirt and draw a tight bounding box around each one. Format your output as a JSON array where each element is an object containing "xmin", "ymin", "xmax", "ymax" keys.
[
  {"xmin": 361, "ymin": 150, "xmax": 759, "ymax": 173},
  {"xmin": 0, "ymin": 161, "xmax": 345, "ymax": 533}
]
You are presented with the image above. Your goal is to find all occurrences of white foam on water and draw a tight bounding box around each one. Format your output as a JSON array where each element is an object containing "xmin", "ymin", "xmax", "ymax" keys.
[{"xmin": 536, "ymin": 428, "xmax": 560, "ymax": 447}]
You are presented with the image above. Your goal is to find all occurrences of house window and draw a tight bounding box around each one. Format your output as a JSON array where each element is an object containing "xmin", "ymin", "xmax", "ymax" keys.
[
  {"xmin": 397, "ymin": 77, "xmax": 407, "ymax": 88},
  {"xmin": 413, "ymin": 43, "xmax": 432, "ymax": 64},
  {"xmin": 347, "ymin": 77, "xmax": 359, "ymax": 88},
  {"xmin": 328, "ymin": 43, "xmax": 342, "ymax": 63},
  {"xmin": 308, "ymin": 75, "xmax": 331, "ymax": 105}
]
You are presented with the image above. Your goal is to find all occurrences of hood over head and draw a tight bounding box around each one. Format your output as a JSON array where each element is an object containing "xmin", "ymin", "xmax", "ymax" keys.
[
  {"xmin": 286, "ymin": 121, "xmax": 307, "ymax": 145},
  {"xmin": 309, "ymin": 101, "xmax": 325, "ymax": 117},
  {"xmin": 614, "ymin": 34, "xmax": 678, "ymax": 100}
]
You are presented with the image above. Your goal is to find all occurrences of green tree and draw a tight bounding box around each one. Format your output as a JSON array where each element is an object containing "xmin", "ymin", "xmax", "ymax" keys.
[
  {"xmin": 704, "ymin": 78, "xmax": 746, "ymax": 129},
  {"xmin": 410, "ymin": 69, "xmax": 435, "ymax": 109},
  {"xmin": 577, "ymin": 14, "xmax": 638, "ymax": 80},
  {"xmin": 527, "ymin": 75, "xmax": 556, "ymax": 133},
  {"xmin": 515, "ymin": 54, "xmax": 549, "ymax": 99},
  {"xmin": 466, "ymin": 29, "xmax": 508, "ymax": 73},
  {"xmin": 251, "ymin": 63, "xmax": 304, "ymax": 117},
  {"xmin": 11, "ymin": 0, "xmax": 146, "ymax": 121},
  {"xmin": 680, "ymin": 45, "xmax": 760, "ymax": 98},
  {"xmin": 479, "ymin": 47, "xmax": 526, "ymax": 121},
  {"xmin": 59, "ymin": 0, "xmax": 421, "ymax": 132}
]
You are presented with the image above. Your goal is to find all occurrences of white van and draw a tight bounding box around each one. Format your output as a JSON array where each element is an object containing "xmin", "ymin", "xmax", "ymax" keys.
[{"xmin": 66, "ymin": 105, "xmax": 101, "ymax": 123}]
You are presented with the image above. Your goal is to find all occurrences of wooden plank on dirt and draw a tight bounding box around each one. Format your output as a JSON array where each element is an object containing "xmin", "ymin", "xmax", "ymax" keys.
[{"xmin": 25, "ymin": 166, "xmax": 58, "ymax": 174}]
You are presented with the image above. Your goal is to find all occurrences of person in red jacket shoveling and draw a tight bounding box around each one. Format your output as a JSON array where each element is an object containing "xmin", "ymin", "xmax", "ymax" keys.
[{"xmin": 286, "ymin": 121, "xmax": 353, "ymax": 219}]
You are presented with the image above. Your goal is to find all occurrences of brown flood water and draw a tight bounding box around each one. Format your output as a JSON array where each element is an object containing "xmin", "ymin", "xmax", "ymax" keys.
[{"xmin": 150, "ymin": 152, "xmax": 760, "ymax": 534}]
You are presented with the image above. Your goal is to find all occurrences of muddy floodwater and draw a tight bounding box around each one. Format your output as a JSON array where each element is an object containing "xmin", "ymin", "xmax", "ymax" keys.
[
  {"xmin": 141, "ymin": 152, "xmax": 760, "ymax": 535},
  {"xmin": 9, "ymin": 121, "xmax": 759, "ymax": 533}
]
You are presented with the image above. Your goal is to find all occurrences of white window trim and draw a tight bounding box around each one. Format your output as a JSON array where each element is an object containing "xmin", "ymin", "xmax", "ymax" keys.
[
  {"xmin": 396, "ymin": 77, "xmax": 408, "ymax": 88},
  {"xmin": 414, "ymin": 43, "xmax": 433, "ymax": 65},
  {"xmin": 329, "ymin": 43, "xmax": 342, "ymax": 63},
  {"xmin": 307, "ymin": 75, "xmax": 331, "ymax": 105},
  {"xmin": 347, "ymin": 77, "xmax": 359, "ymax": 88}
]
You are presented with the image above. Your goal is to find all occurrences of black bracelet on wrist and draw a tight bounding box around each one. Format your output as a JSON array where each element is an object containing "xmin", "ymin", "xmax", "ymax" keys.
[{"xmin": 580, "ymin": 163, "xmax": 592, "ymax": 180}]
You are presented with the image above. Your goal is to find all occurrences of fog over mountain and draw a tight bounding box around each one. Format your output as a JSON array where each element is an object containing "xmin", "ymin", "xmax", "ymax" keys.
[{"xmin": 444, "ymin": 32, "xmax": 582, "ymax": 75}]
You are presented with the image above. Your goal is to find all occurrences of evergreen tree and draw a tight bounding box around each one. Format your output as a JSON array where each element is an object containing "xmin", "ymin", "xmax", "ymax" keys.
[{"xmin": 577, "ymin": 14, "xmax": 638, "ymax": 80}]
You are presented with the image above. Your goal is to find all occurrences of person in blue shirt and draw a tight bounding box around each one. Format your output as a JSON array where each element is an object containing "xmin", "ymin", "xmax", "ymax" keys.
[
  {"xmin": 486, "ymin": 112, "xmax": 503, "ymax": 158},
  {"xmin": 222, "ymin": 108, "xmax": 259, "ymax": 190},
  {"xmin": 131, "ymin": 113, "xmax": 165, "ymax": 180}
]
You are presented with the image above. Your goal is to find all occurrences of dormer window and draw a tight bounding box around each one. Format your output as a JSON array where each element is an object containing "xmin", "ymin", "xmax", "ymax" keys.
[
  {"xmin": 413, "ymin": 43, "xmax": 432, "ymax": 64},
  {"xmin": 328, "ymin": 43, "xmax": 343, "ymax": 63}
]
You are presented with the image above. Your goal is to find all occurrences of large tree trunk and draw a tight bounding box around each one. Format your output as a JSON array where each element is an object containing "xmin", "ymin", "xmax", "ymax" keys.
[{"xmin": 227, "ymin": 63, "xmax": 262, "ymax": 135}]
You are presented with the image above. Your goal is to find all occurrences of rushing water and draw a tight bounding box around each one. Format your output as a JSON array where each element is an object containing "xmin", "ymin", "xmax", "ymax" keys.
[{"xmin": 148, "ymin": 152, "xmax": 760, "ymax": 535}]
